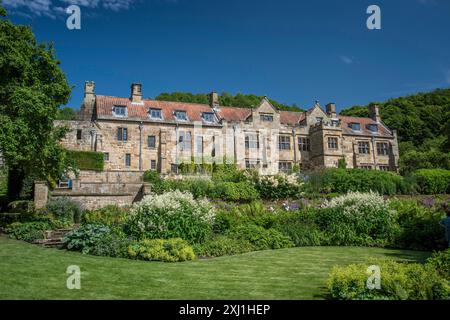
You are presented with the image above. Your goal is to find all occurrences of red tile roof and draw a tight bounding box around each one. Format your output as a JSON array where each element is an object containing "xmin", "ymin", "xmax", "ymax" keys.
[
  {"xmin": 280, "ymin": 111, "xmax": 305, "ymax": 126},
  {"xmin": 94, "ymin": 96, "xmax": 392, "ymax": 137},
  {"xmin": 339, "ymin": 116, "xmax": 393, "ymax": 137},
  {"xmin": 96, "ymin": 96, "xmax": 216, "ymax": 123},
  {"xmin": 217, "ymin": 107, "xmax": 252, "ymax": 122}
]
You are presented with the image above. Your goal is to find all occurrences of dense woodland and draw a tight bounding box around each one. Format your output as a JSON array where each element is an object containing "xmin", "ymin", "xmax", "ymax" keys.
[{"xmin": 340, "ymin": 89, "xmax": 450, "ymax": 173}]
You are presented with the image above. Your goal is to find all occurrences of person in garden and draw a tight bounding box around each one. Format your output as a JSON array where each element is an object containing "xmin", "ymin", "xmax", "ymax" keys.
[{"xmin": 439, "ymin": 202, "xmax": 450, "ymax": 248}]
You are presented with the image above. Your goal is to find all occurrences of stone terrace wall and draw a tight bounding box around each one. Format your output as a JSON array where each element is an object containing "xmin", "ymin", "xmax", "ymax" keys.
[{"xmin": 47, "ymin": 170, "xmax": 150, "ymax": 210}]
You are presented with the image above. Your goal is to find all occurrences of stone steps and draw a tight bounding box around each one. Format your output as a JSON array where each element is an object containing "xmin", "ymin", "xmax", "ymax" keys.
[{"xmin": 34, "ymin": 227, "xmax": 77, "ymax": 248}]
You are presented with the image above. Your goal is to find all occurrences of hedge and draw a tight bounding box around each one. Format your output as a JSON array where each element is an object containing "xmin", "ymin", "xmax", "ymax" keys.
[
  {"xmin": 411, "ymin": 169, "xmax": 450, "ymax": 194},
  {"xmin": 67, "ymin": 150, "xmax": 104, "ymax": 171},
  {"xmin": 304, "ymin": 168, "xmax": 413, "ymax": 195}
]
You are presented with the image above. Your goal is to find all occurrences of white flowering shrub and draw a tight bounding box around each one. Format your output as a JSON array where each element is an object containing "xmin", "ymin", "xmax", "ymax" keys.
[
  {"xmin": 318, "ymin": 191, "xmax": 398, "ymax": 246},
  {"xmin": 249, "ymin": 172, "xmax": 303, "ymax": 200},
  {"xmin": 124, "ymin": 190, "xmax": 215, "ymax": 243}
]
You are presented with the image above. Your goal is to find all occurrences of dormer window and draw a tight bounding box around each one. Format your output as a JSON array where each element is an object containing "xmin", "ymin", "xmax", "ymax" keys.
[
  {"xmin": 367, "ymin": 124, "xmax": 378, "ymax": 132},
  {"xmin": 149, "ymin": 108, "xmax": 162, "ymax": 119},
  {"xmin": 316, "ymin": 117, "xmax": 323, "ymax": 124},
  {"xmin": 113, "ymin": 105, "xmax": 127, "ymax": 117},
  {"xmin": 174, "ymin": 110, "xmax": 187, "ymax": 121},
  {"xmin": 260, "ymin": 114, "xmax": 273, "ymax": 122},
  {"xmin": 350, "ymin": 122, "xmax": 361, "ymax": 131},
  {"xmin": 202, "ymin": 112, "xmax": 215, "ymax": 123}
]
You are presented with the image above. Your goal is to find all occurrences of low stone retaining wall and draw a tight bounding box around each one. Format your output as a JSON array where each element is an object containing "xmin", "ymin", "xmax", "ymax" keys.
[{"xmin": 34, "ymin": 170, "xmax": 151, "ymax": 210}]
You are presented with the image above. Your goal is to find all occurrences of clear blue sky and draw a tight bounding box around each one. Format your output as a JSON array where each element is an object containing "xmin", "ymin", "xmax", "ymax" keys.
[{"xmin": 3, "ymin": 0, "xmax": 450, "ymax": 111}]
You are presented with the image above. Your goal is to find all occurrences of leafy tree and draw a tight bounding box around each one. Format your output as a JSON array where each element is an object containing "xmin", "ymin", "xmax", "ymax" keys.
[
  {"xmin": 0, "ymin": 5, "xmax": 71, "ymax": 200},
  {"xmin": 155, "ymin": 92, "xmax": 304, "ymax": 112},
  {"xmin": 56, "ymin": 107, "xmax": 77, "ymax": 120}
]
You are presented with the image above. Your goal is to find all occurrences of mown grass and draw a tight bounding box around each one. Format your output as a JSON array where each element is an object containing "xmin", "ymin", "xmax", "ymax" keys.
[{"xmin": 0, "ymin": 236, "xmax": 430, "ymax": 300}]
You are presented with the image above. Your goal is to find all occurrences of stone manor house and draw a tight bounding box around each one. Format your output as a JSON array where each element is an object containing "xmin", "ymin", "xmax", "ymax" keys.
[
  {"xmin": 60, "ymin": 81, "xmax": 399, "ymax": 174},
  {"xmin": 41, "ymin": 81, "xmax": 399, "ymax": 209}
]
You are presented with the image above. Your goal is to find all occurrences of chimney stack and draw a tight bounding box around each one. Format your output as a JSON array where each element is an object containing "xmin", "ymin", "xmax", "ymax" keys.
[
  {"xmin": 131, "ymin": 83, "xmax": 142, "ymax": 104},
  {"xmin": 80, "ymin": 81, "xmax": 95, "ymax": 120},
  {"xmin": 209, "ymin": 92, "xmax": 220, "ymax": 109},
  {"xmin": 326, "ymin": 102, "xmax": 337, "ymax": 118},
  {"xmin": 369, "ymin": 104, "xmax": 381, "ymax": 122}
]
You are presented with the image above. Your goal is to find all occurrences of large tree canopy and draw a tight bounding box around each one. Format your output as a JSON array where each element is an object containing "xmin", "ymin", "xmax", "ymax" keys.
[
  {"xmin": 340, "ymin": 88, "xmax": 450, "ymax": 153},
  {"xmin": 0, "ymin": 4, "xmax": 71, "ymax": 199}
]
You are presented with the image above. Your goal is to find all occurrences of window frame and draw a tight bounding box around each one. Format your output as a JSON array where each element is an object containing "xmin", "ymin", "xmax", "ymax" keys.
[
  {"xmin": 278, "ymin": 161, "xmax": 293, "ymax": 173},
  {"xmin": 245, "ymin": 134, "xmax": 259, "ymax": 149},
  {"xmin": 125, "ymin": 153, "xmax": 131, "ymax": 167},
  {"xmin": 147, "ymin": 135, "xmax": 156, "ymax": 149},
  {"xmin": 202, "ymin": 112, "xmax": 215, "ymax": 123},
  {"xmin": 327, "ymin": 137, "xmax": 338, "ymax": 150},
  {"xmin": 149, "ymin": 108, "xmax": 162, "ymax": 120},
  {"xmin": 298, "ymin": 137, "xmax": 310, "ymax": 152},
  {"xmin": 260, "ymin": 114, "xmax": 274, "ymax": 122},
  {"xmin": 358, "ymin": 141, "xmax": 370, "ymax": 154},
  {"xmin": 113, "ymin": 105, "xmax": 127, "ymax": 117},
  {"xmin": 367, "ymin": 124, "xmax": 378, "ymax": 133},
  {"xmin": 117, "ymin": 127, "xmax": 128, "ymax": 142},
  {"xmin": 104, "ymin": 152, "xmax": 110, "ymax": 162},
  {"xmin": 174, "ymin": 110, "xmax": 188, "ymax": 121},
  {"xmin": 150, "ymin": 160, "xmax": 157, "ymax": 171},
  {"xmin": 350, "ymin": 122, "xmax": 361, "ymax": 131},
  {"xmin": 245, "ymin": 159, "xmax": 260, "ymax": 169},
  {"xmin": 278, "ymin": 135, "xmax": 291, "ymax": 150},
  {"xmin": 178, "ymin": 131, "xmax": 192, "ymax": 151},
  {"xmin": 76, "ymin": 129, "xmax": 82, "ymax": 140},
  {"xmin": 376, "ymin": 142, "xmax": 389, "ymax": 156}
]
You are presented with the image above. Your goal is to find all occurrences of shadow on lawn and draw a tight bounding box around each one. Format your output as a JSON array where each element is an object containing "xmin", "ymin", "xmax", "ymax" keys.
[{"xmin": 381, "ymin": 250, "xmax": 431, "ymax": 264}]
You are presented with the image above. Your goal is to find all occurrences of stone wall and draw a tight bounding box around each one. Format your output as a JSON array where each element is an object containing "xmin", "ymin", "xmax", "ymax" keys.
[{"xmin": 39, "ymin": 170, "xmax": 150, "ymax": 210}]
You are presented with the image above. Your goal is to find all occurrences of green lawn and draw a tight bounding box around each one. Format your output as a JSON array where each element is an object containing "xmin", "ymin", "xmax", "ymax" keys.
[{"xmin": 0, "ymin": 235, "xmax": 431, "ymax": 300}]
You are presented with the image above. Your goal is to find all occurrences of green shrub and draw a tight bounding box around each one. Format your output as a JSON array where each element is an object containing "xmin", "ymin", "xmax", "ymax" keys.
[
  {"xmin": 318, "ymin": 192, "xmax": 399, "ymax": 246},
  {"xmin": 193, "ymin": 235, "xmax": 255, "ymax": 257},
  {"xmin": 143, "ymin": 170, "xmax": 169, "ymax": 194},
  {"xmin": 212, "ymin": 164, "xmax": 246, "ymax": 183},
  {"xmin": 412, "ymin": 169, "xmax": 450, "ymax": 194},
  {"xmin": 0, "ymin": 212, "xmax": 22, "ymax": 228},
  {"xmin": 67, "ymin": 150, "xmax": 104, "ymax": 171},
  {"xmin": 327, "ymin": 259, "xmax": 449, "ymax": 300},
  {"xmin": 46, "ymin": 197, "xmax": 83, "ymax": 224},
  {"xmin": 400, "ymin": 150, "xmax": 450, "ymax": 175},
  {"xmin": 63, "ymin": 224, "xmax": 128, "ymax": 256},
  {"xmin": 273, "ymin": 210, "xmax": 323, "ymax": 246},
  {"xmin": 7, "ymin": 200, "xmax": 35, "ymax": 214},
  {"xmin": 390, "ymin": 198, "xmax": 446, "ymax": 251},
  {"xmin": 125, "ymin": 190, "xmax": 215, "ymax": 243},
  {"xmin": 127, "ymin": 238, "xmax": 195, "ymax": 262},
  {"xmin": 182, "ymin": 178, "xmax": 214, "ymax": 199},
  {"xmin": 213, "ymin": 181, "xmax": 259, "ymax": 202},
  {"xmin": 227, "ymin": 224, "xmax": 294, "ymax": 250},
  {"xmin": 212, "ymin": 207, "xmax": 241, "ymax": 234},
  {"xmin": 6, "ymin": 221, "xmax": 50, "ymax": 242},
  {"xmin": 82, "ymin": 205, "xmax": 128, "ymax": 227},
  {"xmin": 427, "ymin": 249, "xmax": 450, "ymax": 280},
  {"xmin": 304, "ymin": 169, "xmax": 411, "ymax": 195}
]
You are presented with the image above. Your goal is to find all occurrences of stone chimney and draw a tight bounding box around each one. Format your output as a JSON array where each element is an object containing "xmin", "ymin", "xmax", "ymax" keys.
[
  {"xmin": 131, "ymin": 83, "xmax": 142, "ymax": 104},
  {"xmin": 369, "ymin": 104, "xmax": 381, "ymax": 122},
  {"xmin": 80, "ymin": 81, "xmax": 95, "ymax": 120},
  {"xmin": 209, "ymin": 92, "xmax": 220, "ymax": 109},
  {"xmin": 326, "ymin": 103, "xmax": 337, "ymax": 118}
]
